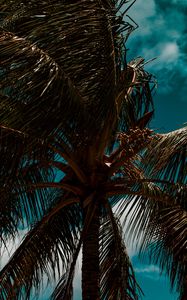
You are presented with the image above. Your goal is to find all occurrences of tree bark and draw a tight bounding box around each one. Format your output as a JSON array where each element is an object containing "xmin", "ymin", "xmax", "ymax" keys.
[{"xmin": 82, "ymin": 206, "xmax": 100, "ymax": 300}]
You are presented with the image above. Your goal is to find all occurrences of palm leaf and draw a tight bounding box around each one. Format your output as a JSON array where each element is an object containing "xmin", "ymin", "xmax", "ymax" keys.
[
  {"xmin": 0, "ymin": 31, "xmax": 90, "ymax": 140},
  {"xmin": 0, "ymin": 1, "xmax": 116, "ymax": 137},
  {"xmin": 144, "ymin": 197, "xmax": 187, "ymax": 298},
  {"xmin": 99, "ymin": 202, "xmax": 141, "ymax": 300},
  {"xmin": 116, "ymin": 180, "xmax": 187, "ymax": 298},
  {"xmin": 0, "ymin": 126, "xmax": 57, "ymax": 243},
  {"xmin": 0, "ymin": 193, "xmax": 81, "ymax": 300},
  {"xmin": 116, "ymin": 59, "xmax": 155, "ymax": 132},
  {"xmin": 0, "ymin": 0, "xmax": 147, "ymax": 148},
  {"xmin": 142, "ymin": 126, "xmax": 187, "ymax": 184},
  {"xmin": 51, "ymin": 241, "xmax": 81, "ymax": 300},
  {"xmin": 0, "ymin": 122, "xmax": 87, "ymax": 245}
]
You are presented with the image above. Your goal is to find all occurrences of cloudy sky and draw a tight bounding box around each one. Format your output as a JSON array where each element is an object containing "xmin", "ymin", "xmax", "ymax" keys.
[
  {"xmin": 124, "ymin": 0, "xmax": 187, "ymax": 299},
  {"xmin": 1, "ymin": 0, "xmax": 186, "ymax": 299},
  {"xmin": 127, "ymin": 0, "xmax": 187, "ymax": 132}
]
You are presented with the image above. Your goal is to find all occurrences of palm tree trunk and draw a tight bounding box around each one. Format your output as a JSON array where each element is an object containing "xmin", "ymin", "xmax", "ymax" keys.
[{"xmin": 82, "ymin": 206, "xmax": 100, "ymax": 300}]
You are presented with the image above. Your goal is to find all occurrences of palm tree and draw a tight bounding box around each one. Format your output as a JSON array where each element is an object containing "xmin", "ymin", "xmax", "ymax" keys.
[{"xmin": 0, "ymin": 0, "xmax": 186, "ymax": 299}]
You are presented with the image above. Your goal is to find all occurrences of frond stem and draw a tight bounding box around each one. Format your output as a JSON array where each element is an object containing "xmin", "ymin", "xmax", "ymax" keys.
[
  {"xmin": 23, "ymin": 182, "xmax": 84, "ymax": 196},
  {"xmin": 49, "ymin": 144, "xmax": 87, "ymax": 185}
]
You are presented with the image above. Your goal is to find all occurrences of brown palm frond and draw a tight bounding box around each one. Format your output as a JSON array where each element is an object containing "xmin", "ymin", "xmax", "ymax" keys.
[
  {"xmin": 99, "ymin": 203, "xmax": 141, "ymax": 300},
  {"xmin": 116, "ymin": 179, "xmax": 187, "ymax": 298},
  {"xmin": 142, "ymin": 203, "xmax": 187, "ymax": 299},
  {"xmin": 0, "ymin": 1, "xmax": 116, "ymax": 137},
  {"xmin": 142, "ymin": 126, "xmax": 187, "ymax": 184},
  {"xmin": 0, "ymin": 0, "xmax": 144, "ymax": 149},
  {"xmin": 0, "ymin": 194, "xmax": 81, "ymax": 300},
  {"xmin": 0, "ymin": 121, "xmax": 87, "ymax": 245},
  {"xmin": 105, "ymin": 59, "xmax": 155, "ymax": 153},
  {"xmin": 115, "ymin": 179, "xmax": 186, "ymax": 243},
  {"xmin": 116, "ymin": 58, "xmax": 155, "ymax": 132},
  {"xmin": 0, "ymin": 126, "xmax": 57, "ymax": 243},
  {"xmin": 51, "ymin": 238, "xmax": 82, "ymax": 300},
  {"xmin": 52, "ymin": 273, "xmax": 74, "ymax": 300},
  {"xmin": 0, "ymin": 31, "xmax": 91, "ymax": 141}
]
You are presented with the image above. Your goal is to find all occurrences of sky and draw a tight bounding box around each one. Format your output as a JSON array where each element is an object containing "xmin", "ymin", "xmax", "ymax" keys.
[
  {"xmin": 124, "ymin": 0, "xmax": 187, "ymax": 299},
  {"xmin": 1, "ymin": 0, "xmax": 187, "ymax": 299},
  {"xmin": 127, "ymin": 0, "xmax": 187, "ymax": 133}
]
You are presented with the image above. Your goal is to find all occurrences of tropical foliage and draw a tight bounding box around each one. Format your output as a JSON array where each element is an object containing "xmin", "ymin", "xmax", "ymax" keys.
[{"xmin": 0, "ymin": 0, "xmax": 186, "ymax": 299}]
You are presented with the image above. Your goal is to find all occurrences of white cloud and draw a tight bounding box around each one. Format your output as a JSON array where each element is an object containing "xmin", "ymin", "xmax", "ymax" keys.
[
  {"xmin": 124, "ymin": 0, "xmax": 187, "ymax": 99},
  {"xmin": 126, "ymin": 0, "xmax": 185, "ymax": 62},
  {"xmin": 135, "ymin": 264, "xmax": 160, "ymax": 274},
  {"xmin": 141, "ymin": 42, "xmax": 180, "ymax": 80},
  {"xmin": 134, "ymin": 264, "xmax": 161, "ymax": 280},
  {"xmin": 155, "ymin": 42, "xmax": 179, "ymax": 66}
]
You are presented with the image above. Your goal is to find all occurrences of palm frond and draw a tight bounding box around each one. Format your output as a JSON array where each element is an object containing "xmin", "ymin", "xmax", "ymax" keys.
[
  {"xmin": 116, "ymin": 179, "xmax": 187, "ymax": 298},
  {"xmin": 0, "ymin": 0, "xmax": 143, "ymax": 147},
  {"xmin": 0, "ymin": 123, "xmax": 87, "ymax": 245},
  {"xmin": 142, "ymin": 126, "xmax": 187, "ymax": 184},
  {"xmin": 51, "ymin": 240, "xmax": 82, "ymax": 300},
  {"xmin": 99, "ymin": 202, "xmax": 141, "ymax": 300},
  {"xmin": 0, "ymin": 1, "xmax": 116, "ymax": 136},
  {"xmin": 0, "ymin": 31, "xmax": 90, "ymax": 141},
  {"xmin": 116, "ymin": 59, "xmax": 155, "ymax": 132},
  {"xmin": 143, "ymin": 202, "xmax": 187, "ymax": 298},
  {"xmin": 0, "ymin": 126, "xmax": 58, "ymax": 242},
  {"xmin": 115, "ymin": 179, "xmax": 185, "ymax": 243},
  {"xmin": 0, "ymin": 194, "xmax": 81, "ymax": 300}
]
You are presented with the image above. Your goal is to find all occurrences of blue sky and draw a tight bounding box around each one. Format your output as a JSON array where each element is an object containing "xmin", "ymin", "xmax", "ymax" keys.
[
  {"xmin": 1, "ymin": 0, "xmax": 186, "ymax": 299},
  {"xmin": 124, "ymin": 0, "xmax": 187, "ymax": 299},
  {"xmin": 127, "ymin": 0, "xmax": 187, "ymax": 133}
]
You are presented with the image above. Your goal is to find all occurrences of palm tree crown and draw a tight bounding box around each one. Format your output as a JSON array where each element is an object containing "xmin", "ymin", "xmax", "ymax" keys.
[{"xmin": 0, "ymin": 0, "xmax": 186, "ymax": 299}]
